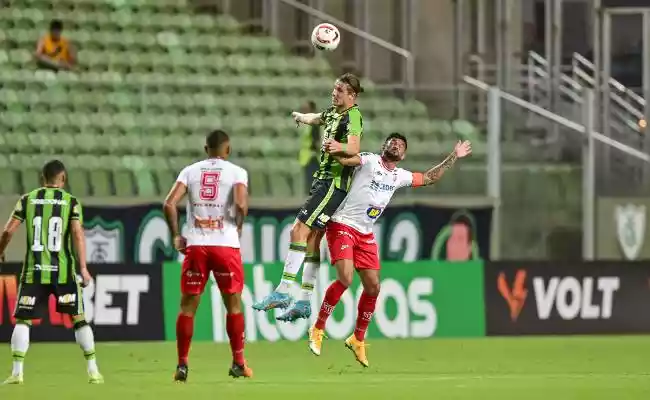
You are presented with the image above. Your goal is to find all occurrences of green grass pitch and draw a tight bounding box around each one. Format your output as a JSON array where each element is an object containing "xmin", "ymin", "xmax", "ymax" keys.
[{"xmin": 1, "ymin": 336, "xmax": 649, "ymax": 399}]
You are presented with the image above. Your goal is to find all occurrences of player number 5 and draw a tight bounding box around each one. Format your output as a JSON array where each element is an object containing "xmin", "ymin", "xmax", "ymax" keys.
[
  {"xmin": 31, "ymin": 216, "xmax": 63, "ymax": 252},
  {"xmin": 200, "ymin": 172, "xmax": 221, "ymax": 200}
]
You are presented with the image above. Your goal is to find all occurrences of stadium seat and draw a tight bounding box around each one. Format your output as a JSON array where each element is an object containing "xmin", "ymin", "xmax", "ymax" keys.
[{"xmin": 0, "ymin": 0, "xmax": 493, "ymax": 199}]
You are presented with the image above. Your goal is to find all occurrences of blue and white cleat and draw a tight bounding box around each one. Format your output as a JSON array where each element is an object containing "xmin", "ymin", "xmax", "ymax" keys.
[
  {"xmin": 276, "ymin": 300, "xmax": 312, "ymax": 322},
  {"xmin": 252, "ymin": 291, "xmax": 293, "ymax": 311}
]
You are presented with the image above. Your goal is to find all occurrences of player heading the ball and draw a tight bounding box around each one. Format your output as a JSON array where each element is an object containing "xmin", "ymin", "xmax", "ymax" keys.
[
  {"xmin": 253, "ymin": 73, "xmax": 365, "ymax": 322},
  {"xmin": 163, "ymin": 129, "xmax": 252, "ymax": 382},
  {"xmin": 309, "ymin": 133, "xmax": 472, "ymax": 367}
]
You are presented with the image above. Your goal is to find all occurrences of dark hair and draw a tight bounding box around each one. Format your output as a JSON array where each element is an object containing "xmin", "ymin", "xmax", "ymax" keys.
[
  {"xmin": 50, "ymin": 19, "xmax": 63, "ymax": 31},
  {"xmin": 337, "ymin": 73, "xmax": 364, "ymax": 95},
  {"xmin": 449, "ymin": 210, "xmax": 476, "ymax": 244},
  {"xmin": 384, "ymin": 132, "xmax": 407, "ymax": 149},
  {"xmin": 206, "ymin": 129, "xmax": 229, "ymax": 150},
  {"xmin": 42, "ymin": 160, "xmax": 66, "ymax": 183}
]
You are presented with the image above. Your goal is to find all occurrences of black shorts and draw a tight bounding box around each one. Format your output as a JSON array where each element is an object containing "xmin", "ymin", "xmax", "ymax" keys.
[
  {"xmin": 297, "ymin": 178, "xmax": 348, "ymax": 230},
  {"xmin": 14, "ymin": 281, "xmax": 83, "ymax": 320}
]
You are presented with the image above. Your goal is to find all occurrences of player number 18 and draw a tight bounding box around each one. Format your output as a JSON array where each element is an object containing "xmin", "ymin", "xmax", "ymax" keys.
[{"xmin": 31, "ymin": 216, "xmax": 63, "ymax": 252}]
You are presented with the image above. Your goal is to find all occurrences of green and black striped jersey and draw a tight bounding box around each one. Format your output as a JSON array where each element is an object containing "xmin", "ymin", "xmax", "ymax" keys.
[
  {"xmin": 12, "ymin": 187, "xmax": 83, "ymax": 285},
  {"xmin": 315, "ymin": 104, "xmax": 363, "ymax": 191}
]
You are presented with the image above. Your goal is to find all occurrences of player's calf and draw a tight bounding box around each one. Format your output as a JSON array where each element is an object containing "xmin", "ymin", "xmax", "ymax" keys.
[
  {"xmin": 355, "ymin": 270, "xmax": 380, "ymax": 343},
  {"xmin": 72, "ymin": 315, "xmax": 104, "ymax": 383},
  {"xmin": 175, "ymin": 293, "xmax": 200, "ymax": 381},
  {"xmin": 222, "ymin": 291, "xmax": 252, "ymax": 377},
  {"xmin": 4, "ymin": 319, "xmax": 31, "ymax": 384}
]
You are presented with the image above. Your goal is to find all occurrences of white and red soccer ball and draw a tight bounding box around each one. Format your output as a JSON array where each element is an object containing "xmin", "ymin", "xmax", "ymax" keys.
[{"xmin": 311, "ymin": 23, "xmax": 340, "ymax": 51}]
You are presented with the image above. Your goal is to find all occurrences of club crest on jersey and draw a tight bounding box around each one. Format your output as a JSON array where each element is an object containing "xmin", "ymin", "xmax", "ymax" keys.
[{"xmin": 366, "ymin": 206, "xmax": 383, "ymax": 219}]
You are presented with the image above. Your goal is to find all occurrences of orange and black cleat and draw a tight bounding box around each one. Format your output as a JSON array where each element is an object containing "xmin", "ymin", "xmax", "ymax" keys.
[{"xmin": 228, "ymin": 362, "xmax": 253, "ymax": 379}]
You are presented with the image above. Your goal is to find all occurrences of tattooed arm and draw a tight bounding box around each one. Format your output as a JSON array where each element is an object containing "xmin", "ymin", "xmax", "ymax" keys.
[
  {"xmin": 412, "ymin": 141, "xmax": 472, "ymax": 187},
  {"xmin": 423, "ymin": 151, "xmax": 459, "ymax": 186}
]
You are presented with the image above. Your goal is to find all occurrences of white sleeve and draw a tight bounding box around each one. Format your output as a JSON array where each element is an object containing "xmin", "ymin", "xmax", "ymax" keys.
[
  {"xmin": 235, "ymin": 167, "xmax": 248, "ymax": 186},
  {"xmin": 359, "ymin": 152, "xmax": 377, "ymax": 166},
  {"xmin": 176, "ymin": 166, "xmax": 190, "ymax": 185},
  {"xmin": 396, "ymin": 169, "xmax": 414, "ymax": 188}
]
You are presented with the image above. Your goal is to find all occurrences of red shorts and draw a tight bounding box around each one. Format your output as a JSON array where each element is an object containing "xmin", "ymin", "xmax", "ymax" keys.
[
  {"xmin": 181, "ymin": 245, "xmax": 244, "ymax": 295},
  {"xmin": 325, "ymin": 222, "xmax": 380, "ymax": 270}
]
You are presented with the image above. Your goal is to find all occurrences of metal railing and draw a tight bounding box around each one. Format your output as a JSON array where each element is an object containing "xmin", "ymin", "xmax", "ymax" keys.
[
  {"xmin": 464, "ymin": 75, "xmax": 650, "ymax": 260},
  {"xmin": 527, "ymin": 50, "xmax": 645, "ymax": 133},
  {"xmin": 268, "ymin": 0, "xmax": 415, "ymax": 93}
]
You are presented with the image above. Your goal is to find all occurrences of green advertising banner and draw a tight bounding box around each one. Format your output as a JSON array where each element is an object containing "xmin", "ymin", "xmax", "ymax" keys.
[{"xmin": 162, "ymin": 261, "xmax": 486, "ymax": 342}]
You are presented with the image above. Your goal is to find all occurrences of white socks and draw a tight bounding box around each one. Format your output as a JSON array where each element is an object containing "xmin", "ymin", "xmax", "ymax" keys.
[
  {"xmin": 9, "ymin": 321, "xmax": 99, "ymax": 378},
  {"xmin": 11, "ymin": 323, "xmax": 30, "ymax": 376},
  {"xmin": 75, "ymin": 324, "xmax": 99, "ymax": 374},
  {"xmin": 276, "ymin": 242, "xmax": 307, "ymax": 293},
  {"xmin": 300, "ymin": 254, "xmax": 320, "ymax": 301}
]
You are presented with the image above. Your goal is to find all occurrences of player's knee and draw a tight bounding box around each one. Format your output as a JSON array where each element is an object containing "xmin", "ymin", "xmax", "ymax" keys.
[
  {"xmin": 338, "ymin": 275, "xmax": 353, "ymax": 288},
  {"xmin": 364, "ymin": 282, "xmax": 381, "ymax": 297},
  {"xmin": 180, "ymin": 294, "xmax": 200, "ymax": 316},
  {"xmin": 222, "ymin": 292, "xmax": 242, "ymax": 314},
  {"xmin": 15, "ymin": 319, "xmax": 32, "ymax": 327},
  {"xmin": 307, "ymin": 230, "xmax": 324, "ymax": 249},
  {"xmin": 336, "ymin": 270, "xmax": 353, "ymax": 287},
  {"xmin": 290, "ymin": 221, "xmax": 310, "ymax": 242}
]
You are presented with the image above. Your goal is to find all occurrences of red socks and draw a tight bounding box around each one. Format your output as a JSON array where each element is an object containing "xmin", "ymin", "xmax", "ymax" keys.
[
  {"xmin": 315, "ymin": 280, "xmax": 348, "ymax": 330},
  {"xmin": 226, "ymin": 313, "xmax": 246, "ymax": 366},
  {"xmin": 177, "ymin": 312, "xmax": 246, "ymax": 366},
  {"xmin": 354, "ymin": 291, "xmax": 378, "ymax": 341},
  {"xmin": 176, "ymin": 314, "xmax": 194, "ymax": 366}
]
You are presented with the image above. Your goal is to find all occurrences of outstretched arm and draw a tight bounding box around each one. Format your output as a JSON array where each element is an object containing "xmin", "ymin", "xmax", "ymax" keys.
[
  {"xmin": 292, "ymin": 112, "xmax": 323, "ymax": 126},
  {"xmin": 413, "ymin": 140, "xmax": 472, "ymax": 187}
]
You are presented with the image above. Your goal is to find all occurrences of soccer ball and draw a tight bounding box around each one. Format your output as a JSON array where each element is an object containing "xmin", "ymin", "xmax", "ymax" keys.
[{"xmin": 311, "ymin": 23, "xmax": 340, "ymax": 51}]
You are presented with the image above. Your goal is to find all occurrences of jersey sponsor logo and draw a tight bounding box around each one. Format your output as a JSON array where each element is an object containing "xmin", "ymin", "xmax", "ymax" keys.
[
  {"xmin": 370, "ymin": 180, "xmax": 395, "ymax": 192},
  {"xmin": 193, "ymin": 216, "xmax": 224, "ymax": 230},
  {"xmin": 318, "ymin": 214, "xmax": 331, "ymax": 224},
  {"xmin": 30, "ymin": 199, "xmax": 69, "ymax": 206},
  {"xmin": 366, "ymin": 206, "xmax": 383, "ymax": 219},
  {"xmin": 33, "ymin": 264, "xmax": 58, "ymax": 272},
  {"xmin": 57, "ymin": 294, "xmax": 76, "ymax": 305},
  {"xmin": 18, "ymin": 296, "xmax": 36, "ymax": 306}
]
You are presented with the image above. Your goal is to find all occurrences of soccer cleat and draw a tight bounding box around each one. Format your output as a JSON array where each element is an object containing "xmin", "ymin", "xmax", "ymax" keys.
[
  {"xmin": 228, "ymin": 362, "xmax": 253, "ymax": 379},
  {"xmin": 2, "ymin": 375, "xmax": 23, "ymax": 385},
  {"xmin": 345, "ymin": 334, "xmax": 369, "ymax": 368},
  {"xmin": 276, "ymin": 300, "xmax": 312, "ymax": 322},
  {"xmin": 88, "ymin": 371, "xmax": 104, "ymax": 384},
  {"xmin": 173, "ymin": 364, "xmax": 188, "ymax": 383},
  {"xmin": 308, "ymin": 326, "xmax": 326, "ymax": 356},
  {"xmin": 252, "ymin": 291, "xmax": 293, "ymax": 311}
]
